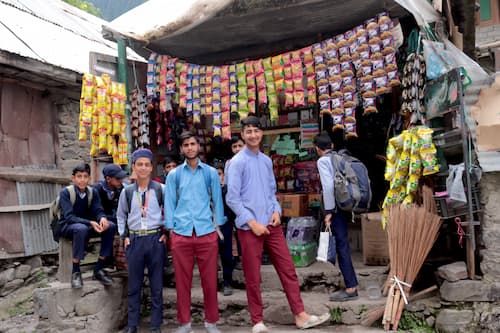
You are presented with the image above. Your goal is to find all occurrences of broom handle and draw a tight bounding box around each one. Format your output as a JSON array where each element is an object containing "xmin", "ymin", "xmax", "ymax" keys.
[
  {"xmin": 390, "ymin": 289, "xmax": 401, "ymax": 325},
  {"xmin": 361, "ymin": 285, "xmax": 438, "ymax": 327},
  {"xmin": 393, "ymin": 287, "xmax": 410, "ymax": 330},
  {"xmin": 383, "ymin": 284, "xmax": 395, "ymax": 330}
]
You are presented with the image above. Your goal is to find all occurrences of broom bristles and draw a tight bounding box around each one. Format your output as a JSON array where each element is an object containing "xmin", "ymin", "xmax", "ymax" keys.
[{"xmin": 382, "ymin": 199, "xmax": 442, "ymax": 331}]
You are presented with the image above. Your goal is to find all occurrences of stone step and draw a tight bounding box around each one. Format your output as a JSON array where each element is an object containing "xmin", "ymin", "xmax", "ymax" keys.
[
  {"xmin": 162, "ymin": 286, "xmax": 387, "ymax": 327},
  {"xmin": 189, "ymin": 251, "xmax": 388, "ymax": 292}
]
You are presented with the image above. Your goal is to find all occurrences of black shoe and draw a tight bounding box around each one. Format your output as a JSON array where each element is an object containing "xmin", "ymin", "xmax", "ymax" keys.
[
  {"xmin": 329, "ymin": 289, "xmax": 358, "ymax": 302},
  {"xmin": 93, "ymin": 269, "xmax": 113, "ymax": 286},
  {"xmin": 151, "ymin": 328, "xmax": 161, "ymax": 333},
  {"xmin": 71, "ymin": 272, "xmax": 83, "ymax": 289},
  {"xmin": 125, "ymin": 327, "xmax": 137, "ymax": 333}
]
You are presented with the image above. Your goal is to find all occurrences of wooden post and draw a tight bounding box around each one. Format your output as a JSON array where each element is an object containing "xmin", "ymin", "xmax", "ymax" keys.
[{"xmin": 57, "ymin": 239, "xmax": 73, "ymax": 283}]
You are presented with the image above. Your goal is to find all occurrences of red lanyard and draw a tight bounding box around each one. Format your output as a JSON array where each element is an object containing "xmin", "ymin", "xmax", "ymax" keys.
[{"xmin": 136, "ymin": 190, "xmax": 150, "ymax": 218}]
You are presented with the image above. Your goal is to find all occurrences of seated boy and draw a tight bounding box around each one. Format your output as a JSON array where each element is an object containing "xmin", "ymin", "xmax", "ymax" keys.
[{"xmin": 59, "ymin": 163, "xmax": 117, "ymax": 289}]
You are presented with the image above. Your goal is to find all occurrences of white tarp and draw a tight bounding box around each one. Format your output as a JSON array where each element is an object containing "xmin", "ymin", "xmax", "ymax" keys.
[
  {"xmin": 104, "ymin": 0, "xmax": 232, "ymax": 42},
  {"xmin": 395, "ymin": 0, "xmax": 442, "ymax": 26}
]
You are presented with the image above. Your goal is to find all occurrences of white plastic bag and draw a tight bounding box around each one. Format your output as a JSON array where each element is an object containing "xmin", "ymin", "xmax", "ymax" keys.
[
  {"xmin": 316, "ymin": 225, "xmax": 331, "ymax": 262},
  {"xmin": 446, "ymin": 163, "xmax": 466, "ymax": 203}
]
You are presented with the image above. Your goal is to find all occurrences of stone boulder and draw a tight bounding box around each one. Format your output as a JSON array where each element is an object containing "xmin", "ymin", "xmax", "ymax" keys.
[
  {"xmin": 25, "ymin": 256, "xmax": 43, "ymax": 270},
  {"xmin": 436, "ymin": 309, "xmax": 473, "ymax": 333},
  {"xmin": 438, "ymin": 262, "xmax": 468, "ymax": 282},
  {"xmin": 0, "ymin": 268, "xmax": 15, "ymax": 287},
  {"xmin": 15, "ymin": 264, "xmax": 32, "ymax": 280},
  {"xmin": 440, "ymin": 280, "xmax": 496, "ymax": 302},
  {"xmin": 34, "ymin": 277, "xmax": 127, "ymax": 333},
  {"xmin": 1, "ymin": 279, "xmax": 24, "ymax": 296}
]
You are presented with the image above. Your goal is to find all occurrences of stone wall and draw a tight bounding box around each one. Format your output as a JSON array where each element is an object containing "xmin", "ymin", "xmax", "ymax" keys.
[
  {"xmin": 476, "ymin": 25, "xmax": 500, "ymax": 45},
  {"xmin": 479, "ymin": 172, "xmax": 500, "ymax": 282},
  {"xmin": 55, "ymin": 98, "xmax": 91, "ymax": 171}
]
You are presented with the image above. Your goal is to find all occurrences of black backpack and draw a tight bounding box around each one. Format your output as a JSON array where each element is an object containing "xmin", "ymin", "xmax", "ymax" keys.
[{"xmin": 49, "ymin": 185, "xmax": 93, "ymax": 242}]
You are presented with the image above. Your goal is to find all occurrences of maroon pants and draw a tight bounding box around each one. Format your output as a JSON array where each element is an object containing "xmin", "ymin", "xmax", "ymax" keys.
[
  {"xmin": 171, "ymin": 231, "xmax": 219, "ymax": 324},
  {"xmin": 238, "ymin": 225, "xmax": 305, "ymax": 324}
]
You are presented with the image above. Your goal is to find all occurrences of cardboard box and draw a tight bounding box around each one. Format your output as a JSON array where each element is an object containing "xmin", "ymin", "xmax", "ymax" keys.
[
  {"xmin": 361, "ymin": 212, "xmax": 389, "ymax": 266},
  {"xmin": 307, "ymin": 193, "xmax": 323, "ymax": 208},
  {"xmin": 279, "ymin": 194, "xmax": 308, "ymax": 217}
]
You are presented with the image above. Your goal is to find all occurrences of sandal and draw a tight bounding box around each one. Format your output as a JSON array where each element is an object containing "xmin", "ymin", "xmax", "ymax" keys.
[{"xmin": 296, "ymin": 313, "xmax": 330, "ymax": 329}]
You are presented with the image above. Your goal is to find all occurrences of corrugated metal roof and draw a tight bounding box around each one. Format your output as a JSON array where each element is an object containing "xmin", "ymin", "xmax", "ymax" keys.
[{"xmin": 0, "ymin": 0, "xmax": 145, "ymax": 75}]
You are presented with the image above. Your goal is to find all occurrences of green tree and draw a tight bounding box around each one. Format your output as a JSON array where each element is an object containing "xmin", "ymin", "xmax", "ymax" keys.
[{"xmin": 63, "ymin": 0, "xmax": 101, "ymax": 17}]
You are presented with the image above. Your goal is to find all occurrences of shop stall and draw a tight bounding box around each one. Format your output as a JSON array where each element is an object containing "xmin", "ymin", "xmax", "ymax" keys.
[{"xmin": 77, "ymin": 0, "xmax": 490, "ymax": 313}]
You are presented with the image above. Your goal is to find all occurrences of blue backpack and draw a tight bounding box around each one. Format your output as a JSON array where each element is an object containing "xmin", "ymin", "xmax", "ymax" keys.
[{"xmin": 329, "ymin": 150, "xmax": 372, "ymax": 214}]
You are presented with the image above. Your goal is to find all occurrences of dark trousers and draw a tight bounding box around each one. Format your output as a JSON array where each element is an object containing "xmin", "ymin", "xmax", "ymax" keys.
[
  {"xmin": 238, "ymin": 226, "xmax": 305, "ymax": 324},
  {"xmin": 126, "ymin": 232, "xmax": 165, "ymax": 329},
  {"xmin": 62, "ymin": 222, "xmax": 116, "ymax": 260},
  {"xmin": 219, "ymin": 222, "xmax": 235, "ymax": 286},
  {"xmin": 332, "ymin": 212, "xmax": 358, "ymax": 289}
]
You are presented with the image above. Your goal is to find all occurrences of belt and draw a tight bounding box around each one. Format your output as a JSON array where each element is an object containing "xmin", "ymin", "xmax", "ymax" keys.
[{"xmin": 129, "ymin": 228, "xmax": 162, "ymax": 236}]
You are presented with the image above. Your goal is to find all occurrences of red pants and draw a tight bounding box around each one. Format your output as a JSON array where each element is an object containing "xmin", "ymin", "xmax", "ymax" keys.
[
  {"xmin": 171, "ymin": 231, "xmax": 219, "ymax": 324},
  {"xmin": 238, "ymin": 225, "xmax": 305, "ymax": 324}
]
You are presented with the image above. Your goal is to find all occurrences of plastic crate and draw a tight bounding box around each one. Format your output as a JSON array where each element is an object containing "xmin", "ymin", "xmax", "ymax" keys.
[
  {"xmin": 288, "ymin": 242, "xmax": 317, "ymax": 267},
  {"xmin": 434, "ymin": 187, "xmax": 481, "ymax": 219}
]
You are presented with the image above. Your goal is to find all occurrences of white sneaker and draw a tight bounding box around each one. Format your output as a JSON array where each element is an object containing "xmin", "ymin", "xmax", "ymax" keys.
[
  {"xmin": 252, "ymin": 322, "xmax": 269, "ymax": 333},
  {"xmin": 174, "ymin": 323, "xmax": 194, "ymax": 333}
]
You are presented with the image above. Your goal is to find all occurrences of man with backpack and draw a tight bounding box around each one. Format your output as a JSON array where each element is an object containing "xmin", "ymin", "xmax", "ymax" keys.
[
  {"xmin": 313, "ymin": 134, "xmax": 362, "ymax": 301},
  {"xmin": 116, "ymin": 148, "xmax": 166, "ymax": 333},
  {"xmin": 164, "ymin": 131, "xmax": 224, "ymax": 333},
  {"xmin": 58, "ymin": 163, "xmax": 116, "ymax": 289}
]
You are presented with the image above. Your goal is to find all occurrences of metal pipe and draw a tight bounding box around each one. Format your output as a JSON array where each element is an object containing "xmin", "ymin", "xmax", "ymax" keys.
[
  {"xmin": 117, "ymin": 38, "xmax": 132, "ymax": 169},
  {"xmin": 458, "ymin": 68, "xmax": 476, "ymax": 278}
]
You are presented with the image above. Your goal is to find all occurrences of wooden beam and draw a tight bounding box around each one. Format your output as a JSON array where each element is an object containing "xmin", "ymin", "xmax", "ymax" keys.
[
  {"xmin": 0, "ymin": 50, "xmax": 81, "ymax": 86},
  {"xmin": 0, "ymin": 167, "xmax": 71, "ymax": 184},
  {"xmin": 263, "ymin": 127, "xmax": 301, "ymax": 136},
  {"xmin": 0, "ymin": 203, "xmax": 52, "ymax": 213}
]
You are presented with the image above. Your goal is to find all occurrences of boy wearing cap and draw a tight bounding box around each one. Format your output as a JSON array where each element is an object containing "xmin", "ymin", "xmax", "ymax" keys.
[
  {"xmin": 59, "ymin": 163, "xmax": 116, "ymax": 289},
  {"xmin": 117, "ymin": 149, "xmax": 166, "ymax": 333},
  {"xmin": 164, "ymin": 132, "xmax": 224, "ymax": 333},
  {"xmin": 313, "ymin": 134, "xmax": 358, "ymax": 301},
  {"xmin": 226, "ymin": 116, "xmax": 330, "ymax": 333},
  {"xmin": 93, "ymin": 164, "xmax": 127, "ymax": 224}
]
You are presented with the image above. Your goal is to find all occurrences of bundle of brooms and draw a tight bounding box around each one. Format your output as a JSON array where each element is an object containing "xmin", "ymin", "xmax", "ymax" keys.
[{"xmin": 361, "ymin": 186, "xmax": 442, "ymax": 330}]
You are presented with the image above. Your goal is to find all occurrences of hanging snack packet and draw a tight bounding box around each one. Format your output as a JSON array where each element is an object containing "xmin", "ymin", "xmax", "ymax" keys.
[
  {"xmin": 344, "ymin": 118, "xmax": 358, "ymax": 138},
  {"xmin": 332, "ymin": 113, "xmax": 344, "ymax": 131},
  {"xmin": 363, "ymin": 95, "xmax": 377, "ymax": 114},
  {"xmin": 374, "ymin": 75, "xmax": 389, "ymax": 95},
  {"xmin": 331, "ymin": 96, "xmax": 344, "ymax": 113},
  {"xmin": 344, "ymin": 106, "xmax": 356, "ymax": 118},
  {"xmin": 342, "ymin": 75, "xmax": 355, "ymax": 92}
]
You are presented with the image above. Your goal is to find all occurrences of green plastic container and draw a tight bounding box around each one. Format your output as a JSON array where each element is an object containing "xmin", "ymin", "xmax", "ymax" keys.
[{"xmin": 288, "ymin": 242, "xmax": 317, "ymax": 267}]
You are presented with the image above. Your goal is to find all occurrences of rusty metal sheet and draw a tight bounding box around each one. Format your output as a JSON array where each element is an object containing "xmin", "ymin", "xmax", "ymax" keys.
[
  {"xmin": 0, "ymin": 82, "xmax": 31, "ymax": 139},
  {"xmin": 1, "ymin": 136, "xmax": 30, "ymax": 167},
  {"xmin": 0, "ymin": 212, "xmax": 24, "ymax": 255},
  {"xmin": 0, "ymin": 179, "xmax": 19, "ymax": 206},
  {"xmin": 17, "ymin": 182, "xmax": 60, "ymax": 255},
  {"xmin": 28, "ymin": 132, "xmax": 56, "ymax": 166}
]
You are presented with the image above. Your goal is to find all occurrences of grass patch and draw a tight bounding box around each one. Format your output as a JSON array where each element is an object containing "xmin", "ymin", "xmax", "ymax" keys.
[
  {"xmin": 7, "ymin": 295, "xmax": 33, "ymax": 317},
  {"xmin": 329, "ymin": 306, "xmax": 343, "ymax": 324},
  {"xmin": 397, "ymin": 310, "xmax": 434, "ymax": 333}
]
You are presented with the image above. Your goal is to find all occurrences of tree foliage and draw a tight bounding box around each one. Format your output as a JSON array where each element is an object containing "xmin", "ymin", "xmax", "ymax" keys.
[{"xmin": 63, "ymin": 0, "xmax": 101, "ymax": 17}]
